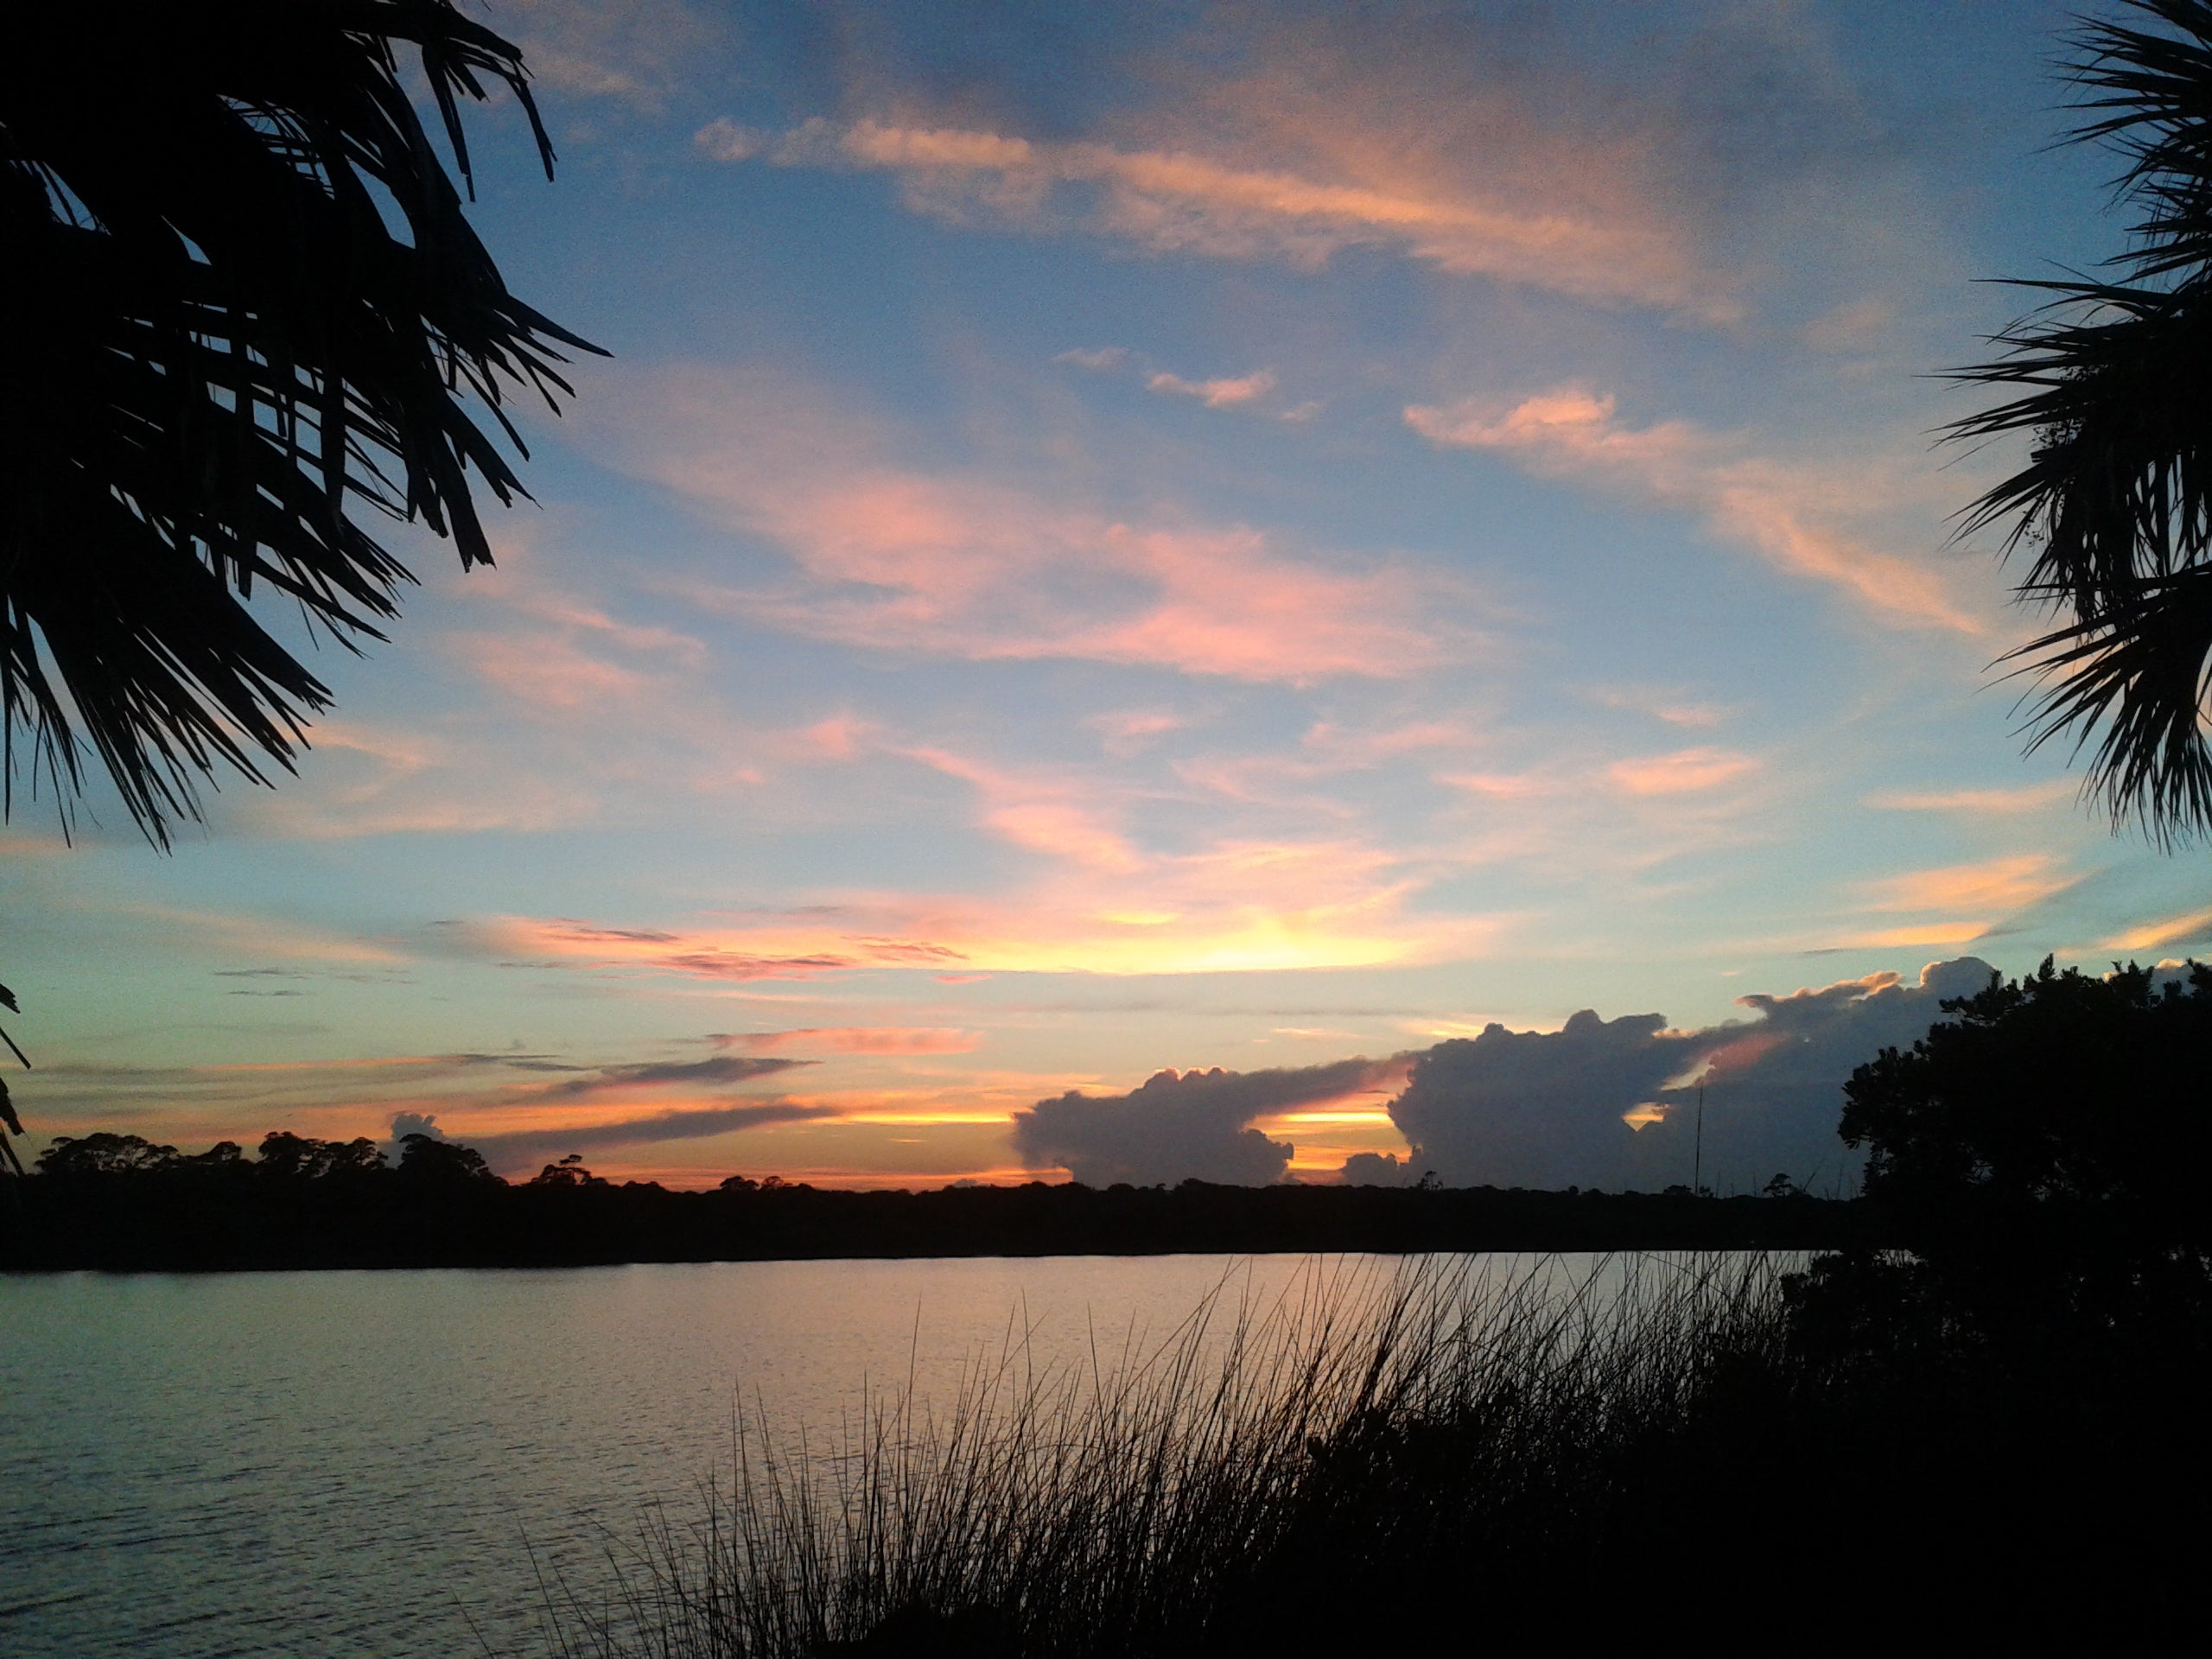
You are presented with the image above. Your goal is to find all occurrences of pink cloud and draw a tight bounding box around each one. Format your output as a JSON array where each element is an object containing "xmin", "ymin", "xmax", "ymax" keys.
[
  {"xmin": 592, "ymin": 365, "xmax": 1464, "ymax": 683},
  {"xmin": 1406, "ymin": 388, "xmax": 1981, "ymax": 635},
  {"xmin": 901, "ymin": 745, "xmax": 1145, "ymax": 873},
  {"xmin": 728, "ymin": 112, "xmax": 1730, "ymax": 321},
  {"xmin": 1147, "ymin": 369, "xmax": 1275, "ymax": 407},
  {"xmin": 1607, "ymin": 747, "xmax": 1758, "ymax": 797}
]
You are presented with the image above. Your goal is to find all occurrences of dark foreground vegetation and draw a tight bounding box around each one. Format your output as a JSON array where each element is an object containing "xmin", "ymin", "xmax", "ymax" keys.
[
  {"xmin": 0, "ymin": 1135, "xmax": 1862, "ymax": 1270},
  {"xmin": 522, "ymin": 958, "xmax": 2209, "ymax": 1653}
]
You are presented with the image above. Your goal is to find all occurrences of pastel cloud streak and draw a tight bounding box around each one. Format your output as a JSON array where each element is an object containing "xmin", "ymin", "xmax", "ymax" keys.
[
  {"xmin": 1147, "ymin": 369, "xmax": 1275, "ymax": 408},
  {"xmin": 2107, "ymin": 906, "xmax": 2212, "ymax": 954},
  {"xmin": 471, "ymin": 836, "xmax": 1500, "ymax": 978},
  {"xmin": 594, "ymin": 365, "xmax": 1460, "ymax": 683},
  {"xmin": 1405, "ymin": 388, "xmax": 1980, "ymax": 634},
  {"xmin": 699, "ymin": 114, "xmax": 1729, "ymax": 321}
]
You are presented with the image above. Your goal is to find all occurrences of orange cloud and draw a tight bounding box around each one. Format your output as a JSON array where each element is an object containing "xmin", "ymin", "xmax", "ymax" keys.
[
  {"xmin": 1607, "ymin": 747, "xmax": 1758, "ymax": 796},
  {"xmin": 1405, "ymin": 388, "xmax": 1980, "ymax": 634},
  {"xmin": 2105, "ymin": 906, "xmax": 2212, "ymax": 954},
  {"xmin": 474, "ymin": 827, "xmax": 1500, "ymax": 982},
  {"xmin": 1865, "ymin": 854, "xmax": 2073, "ymax": 915},
  {"xmin": 1827, "ymin": 922, "xmax": 1993, "ymax": 950}
]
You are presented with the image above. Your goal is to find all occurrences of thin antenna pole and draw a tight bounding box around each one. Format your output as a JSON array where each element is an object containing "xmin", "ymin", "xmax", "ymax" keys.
[{"xmin": 1694, "ymin": 1080, "xmax": 1705, "ymax": 1196}]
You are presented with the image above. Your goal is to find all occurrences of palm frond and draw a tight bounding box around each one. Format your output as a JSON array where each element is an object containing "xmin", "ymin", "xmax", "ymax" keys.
[
  {"xmin": 0, "ymin": 0, "xmax": 602, "ymax": 844},
  {"xmin": 1949, "ymin": 1, "xmax": 2212, "ymax": 842}
]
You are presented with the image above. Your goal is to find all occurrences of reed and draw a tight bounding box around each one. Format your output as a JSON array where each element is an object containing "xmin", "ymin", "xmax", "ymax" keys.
[{"xmin": 537, "ymin": 1253, "xmax": 1796, "ymax": 1658}]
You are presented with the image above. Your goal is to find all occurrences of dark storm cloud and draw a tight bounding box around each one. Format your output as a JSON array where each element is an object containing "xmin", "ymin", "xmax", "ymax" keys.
[
  {"xmin": 1390, "ymin": 1009, "xmax": 1693, "ymax": 1193},
  {"xmin": 1013, "ymin": 1057, "xmax": 1396, "ymax": 1187},
  {"xmin": 1390, "ymin": 958, "xmax": 1999, "ymax": 1194}
]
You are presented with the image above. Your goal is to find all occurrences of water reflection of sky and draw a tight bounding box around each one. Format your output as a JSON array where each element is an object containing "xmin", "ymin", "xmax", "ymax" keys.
[{"xmin": 5, "ymin": 1254, "xmax": 1729, "ymax": 1656}]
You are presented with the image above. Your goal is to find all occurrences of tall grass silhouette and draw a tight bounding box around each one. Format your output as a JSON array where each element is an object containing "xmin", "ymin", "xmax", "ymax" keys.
[{"xmin": 537, "ymin": 1253, "xmax": 1794, "ymax": 1657}]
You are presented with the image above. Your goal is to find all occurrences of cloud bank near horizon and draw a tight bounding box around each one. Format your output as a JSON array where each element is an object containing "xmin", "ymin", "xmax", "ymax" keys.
[
  {"xmin": 1011, "ymin": 1057, "xmax": 1399, "ymax": 1186},
  {"xmin": 1015, "ymin": 958, "xmax": 2002, "ymax": 1194}
]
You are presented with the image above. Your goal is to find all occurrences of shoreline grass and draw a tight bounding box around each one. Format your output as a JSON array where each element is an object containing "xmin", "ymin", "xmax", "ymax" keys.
[{"xmin": 535, "ymin": 1253, "xmax": 1799, "ymax": 1657}]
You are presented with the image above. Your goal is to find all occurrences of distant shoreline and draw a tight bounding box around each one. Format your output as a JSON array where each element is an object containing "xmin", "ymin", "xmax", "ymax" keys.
[{"xmin": 2, "ymin": 1173, "xmax": 1876, "ymax": 1273}]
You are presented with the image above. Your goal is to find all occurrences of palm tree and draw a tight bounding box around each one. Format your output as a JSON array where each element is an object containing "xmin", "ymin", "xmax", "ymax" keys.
[
  {"xmin": 2, "ymin": 0, "xmax": 599, "ymax": 846},
  {"xmin": 0, "ymin": 1, "xmax": 599, "ymax": 1154},
  {"xmin": 1952, "ymin": 0, "xmax": 2212, "ymax": 842}
]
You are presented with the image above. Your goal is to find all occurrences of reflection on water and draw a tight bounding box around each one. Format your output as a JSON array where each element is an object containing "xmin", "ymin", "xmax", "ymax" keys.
[{"xmin": 2, "ymin": 1255, "xmax": 1626, "ymax": 1657}]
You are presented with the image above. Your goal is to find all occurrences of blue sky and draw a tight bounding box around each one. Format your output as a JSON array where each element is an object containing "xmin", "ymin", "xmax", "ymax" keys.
[{"xmin": 7, "ymin": 0, "xmax": 2208, "ymax": 1190}]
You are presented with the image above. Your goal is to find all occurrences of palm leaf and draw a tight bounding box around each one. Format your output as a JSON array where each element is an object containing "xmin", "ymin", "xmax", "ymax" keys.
[
  {"xmin": 0, "ymin": 0, "xmax": 603, "ymax": 843},
  {"xmin": 1949, "ymin": 0, "xmax": 2212, "ymax": 842}
]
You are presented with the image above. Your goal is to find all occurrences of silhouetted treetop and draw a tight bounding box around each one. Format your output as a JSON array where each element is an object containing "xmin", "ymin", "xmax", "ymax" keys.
[
  {"xmin": 36, "ymin": 1131, "xmax": 182, "ymax": 1178},
  {"xmin": 2, "ymin": 0, "xmax": 601, "ymax": 842},
  {"xmin": 1951, "ymin": 1, "xmax": 2212, "ymax": 840},
  {"xmin": 1840, "ymin": 957, "xmax": 2212, "ymax": 1254},
  {"xmin": 395, "ymin": 1130, "xmax": 496, "ymax": 1184}
]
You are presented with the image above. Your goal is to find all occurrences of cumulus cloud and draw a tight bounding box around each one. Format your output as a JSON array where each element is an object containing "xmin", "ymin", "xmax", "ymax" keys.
[
  {"xmin": 1389, "ymin": 957, "xmax": 1999, "ymax": 1193},
  {"xmin": 1391, "ymin": 1008, "xmax": 1688, "ymax": 1193},
  {"xmin": 1012, "ymin": 1057, "xmax": 1395, "ymax": 1186},
  {"xmin": 1338, "ymin": 1151, "xmax": 1417, "ymax": 1186}
]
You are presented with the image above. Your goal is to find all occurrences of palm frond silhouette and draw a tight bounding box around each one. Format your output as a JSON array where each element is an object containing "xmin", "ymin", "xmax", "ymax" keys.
[
  {"xmin": 1952, "ymin": 0, "xmax": 2212, "ymax": 842},
  {"xmin": 1, "ymin": 0, "xmax": 602, "ymax": 845}
]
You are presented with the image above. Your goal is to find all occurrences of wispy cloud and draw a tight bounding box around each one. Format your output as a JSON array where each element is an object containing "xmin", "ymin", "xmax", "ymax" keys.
[
  {"xmin": 505, "ymin": 0, "xmax": 728, "ymax": 113},
  {"xmin": 469, "ymin": 821, "xmax": 1503, "ymax": 981},
  {"xmin": 1866, "ymin": 780, "xmax": 2077, "ymax": 814},
  {"xmin": 1607, "ymin": 747, "xmax": 1758, "ymax": 797},
  {"xmin": 2105, "ymin": 906, "xmax": 2212, "ymax": 955},
  {"xmin": 1053, "ymin": 346, "xmax": 1128, "ymax": 372},
  {"xmin": 703, "ymin": 115, "xmax": 1730, "ymax": 321},
  {"xmin": 1405, "ymin": 388, "xmax": 1980, "ymax": 634},
  {"xmin": 1863, "ymin": 854, "xmax": 2074, "ymax": 915},
  {"xmin": 1147, "ymin": 369, "xmax": 1275, "ymax": 408},
  {"xmin": 543, "ymin": 1055, "xmax": 809, "ymax": 1096},
  {"xmin": 593, "ymin": 365, "xmax": 1470, "ymax": 683},
  {"xmin": 712, "ymin": 1027, "xmax": 982, "ymax": 1056}
]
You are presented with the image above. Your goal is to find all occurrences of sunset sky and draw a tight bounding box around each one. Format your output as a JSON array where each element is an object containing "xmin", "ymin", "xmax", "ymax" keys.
[{"xmin": 8, "ymin": 0, "xmax": 2209, "ymax": 1192}]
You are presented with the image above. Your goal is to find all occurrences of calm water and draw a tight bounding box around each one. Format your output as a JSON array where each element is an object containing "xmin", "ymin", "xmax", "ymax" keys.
[{"xmin": 4, "ymin": 1255, "xmax": 1541, "ymax": 1658}]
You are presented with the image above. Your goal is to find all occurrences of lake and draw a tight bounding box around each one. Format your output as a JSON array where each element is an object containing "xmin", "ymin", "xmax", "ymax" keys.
[{"xmin": 7, "ymin": 1254, "xmax": 1595, "ymax": 1657}]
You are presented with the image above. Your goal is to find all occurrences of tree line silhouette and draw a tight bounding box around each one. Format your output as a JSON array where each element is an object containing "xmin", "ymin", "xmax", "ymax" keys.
[
  {"xmin": 3, "ymin": 1128, "xmax": 1861, "ymax": 1272},
  {"xmin": 6, "ymin": 958, "xmax": 2202, "ymax": 1275}
]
